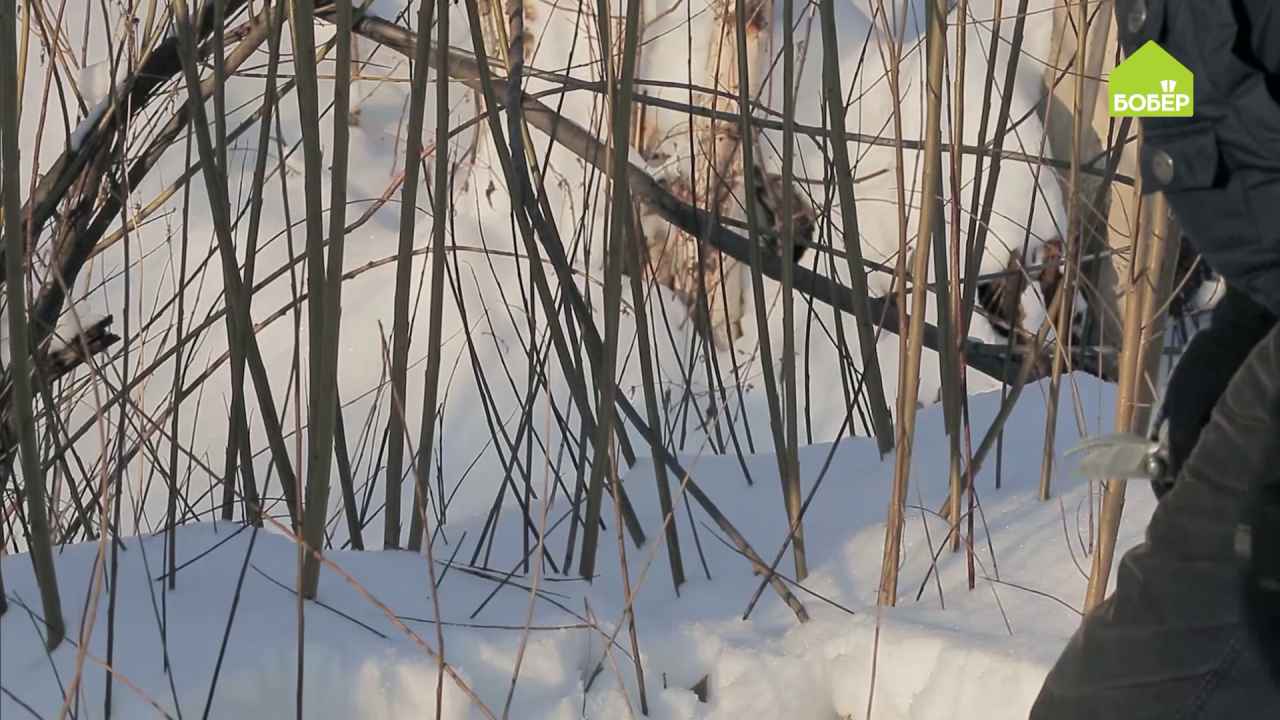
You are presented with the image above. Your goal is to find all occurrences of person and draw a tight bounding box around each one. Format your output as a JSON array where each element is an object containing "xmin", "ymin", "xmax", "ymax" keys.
[{"xmin": 1030, "ymin": 1, "xmax": 1280, "ymax": 716}]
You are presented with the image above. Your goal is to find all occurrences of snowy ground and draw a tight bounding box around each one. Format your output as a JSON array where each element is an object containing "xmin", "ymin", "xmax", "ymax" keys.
[{"xmin": 2, "ymin": 372, "xmax": 1156, "ymax": 719}]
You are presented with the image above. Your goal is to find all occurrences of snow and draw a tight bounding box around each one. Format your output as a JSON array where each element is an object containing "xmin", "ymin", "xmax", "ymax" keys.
[
  {"xmin": 77, "ymin": 59, "xmax": 119, "ymax": 111},
  {"xmin": 46, "ymin": 308, "xmax": 109, "ymax": 353},
  {"xmin": 67, "ymin": 57, "xmax": 127, "ymax": 151},
  {"xmin": 2, "ymin": 373, "xmax": 1156, "ymax": 718},
  {"xmin": 68, "ymin": 99, "xmax": 110, "ymax": 152}
]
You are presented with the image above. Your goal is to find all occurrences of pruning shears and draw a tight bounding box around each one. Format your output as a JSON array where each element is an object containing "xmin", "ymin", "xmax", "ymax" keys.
[{"xmin": 1064, "ymin": 431, "xmax": 1173, "ymax": 486}]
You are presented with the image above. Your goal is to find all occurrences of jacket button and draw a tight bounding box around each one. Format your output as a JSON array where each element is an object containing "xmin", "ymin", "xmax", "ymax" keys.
[
  {"xmin": 1126, "ymin": 0, "xmax": 1148, "ymax": 34},
  {"xmin": 1149, "ymin": 148, "xmax": 1175, "ymax": 186}
]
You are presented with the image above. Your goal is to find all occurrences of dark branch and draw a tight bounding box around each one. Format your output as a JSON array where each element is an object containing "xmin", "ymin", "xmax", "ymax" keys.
[{"xmin": 336, "ymin": 9, "xmax": 1087, "ymax": 383}]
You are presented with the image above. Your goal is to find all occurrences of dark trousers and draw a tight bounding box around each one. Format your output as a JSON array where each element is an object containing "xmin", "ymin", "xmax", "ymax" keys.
[{"xmin": 1030, "ymin": 325, "xmax": 1280, "ymax": 718}]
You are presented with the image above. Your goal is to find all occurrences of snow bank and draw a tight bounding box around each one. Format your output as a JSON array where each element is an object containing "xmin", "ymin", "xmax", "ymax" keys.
[{"xmin": 2, "ymin": 373, "xmax": 1155, "ymax": 718}]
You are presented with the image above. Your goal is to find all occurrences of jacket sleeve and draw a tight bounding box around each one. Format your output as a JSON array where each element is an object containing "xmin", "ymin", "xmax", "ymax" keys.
[
  {"xmin": 1030, "ymin": 321, "xmax": 1280, "ymax": 717},
  {"xmin": 1159, "ymin": 283, "xmax": 1276, "ymax": 489},
  {"xmin": 1236, "ymin": 0, "xmax": 1280, "ymax": 74},
  {"xmin": 1115, "ymin": 0, "xmax": 1280, "ymax": 317}
]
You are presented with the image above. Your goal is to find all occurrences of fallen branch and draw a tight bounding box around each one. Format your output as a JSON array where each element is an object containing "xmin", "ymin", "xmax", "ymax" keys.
[
  {"xmin": 8, "ymin": 0, "xmax": 252, "ymax": 278},
  {"xmin": 335, "ymin": 8, "xmax": 1080, "ymax": 384}
]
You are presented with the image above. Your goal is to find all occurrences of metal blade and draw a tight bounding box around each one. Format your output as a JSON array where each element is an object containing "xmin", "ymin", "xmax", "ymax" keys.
[{"xmin": 1065, "ymin": 432, "xmax": 1161, "ymax": 481}]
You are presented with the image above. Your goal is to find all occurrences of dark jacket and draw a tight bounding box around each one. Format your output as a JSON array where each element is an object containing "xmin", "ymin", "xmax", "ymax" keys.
[
  {"xmin": 1054, "ymin": 0, "xmax": 1280, "ymax": 695},
  {"xmin": 1117, "ymin": 0, "xmax": 1280, "ymax": 317},
  {"xmin": 1031, "ymin": 323, "xmax": 1280, "ymax": 718}
]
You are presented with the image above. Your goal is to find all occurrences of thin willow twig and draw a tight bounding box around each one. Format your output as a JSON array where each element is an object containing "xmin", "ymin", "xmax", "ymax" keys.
[
  {"xmin": 879, "ymin": 0, "xmax": 946, "ymax": 607},
  {"xmin": 1, "ymin": 0, "xmax": 64, "ymax": 650},
  {"xmin": 407, "ymin": 0, "xmax": 452, "ymax": 555},
  {"xmin": 818, "ymin": 0, "xmax": 893, "ymax": 455},
  {"xmin": 383, "ymin": 0, "xmax": 438, "ymax": 551}
]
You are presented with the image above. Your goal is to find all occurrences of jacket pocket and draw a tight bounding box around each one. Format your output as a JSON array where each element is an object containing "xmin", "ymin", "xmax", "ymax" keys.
[
  {"xmin": 1141, "ymin": 126, "xmax": 1253, "ymax": 273},
  {"xmin": 1141, "ymin": 124, "xmax": 1223, "ymax": 193}
]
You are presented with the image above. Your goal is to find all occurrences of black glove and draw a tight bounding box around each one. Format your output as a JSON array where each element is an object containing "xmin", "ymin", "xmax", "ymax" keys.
[{"xmin": 1157, "ymin": 283, "xmax": 1276, "ymax": 497}]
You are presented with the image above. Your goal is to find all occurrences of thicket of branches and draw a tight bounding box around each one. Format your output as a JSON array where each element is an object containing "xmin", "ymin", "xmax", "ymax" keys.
[{"xmin": 0, "ymin": 0, "xmax": 1194, "ymax": 715}]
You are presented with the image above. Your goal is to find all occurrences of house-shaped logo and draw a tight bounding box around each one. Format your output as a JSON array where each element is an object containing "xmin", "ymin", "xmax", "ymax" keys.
[{"xmin": 1109, "ymin": 41, "xmax": 1194, "ymax": 117}]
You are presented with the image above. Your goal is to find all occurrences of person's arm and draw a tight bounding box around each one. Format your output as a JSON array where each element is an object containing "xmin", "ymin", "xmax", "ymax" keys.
[
  {"xmin": 1116, "ymin": 0, "xmax": 1280, "ymax": 316},
  {"xmin": 1158, "ymin": 282, "xmax": 1276, "ymax": 494},
  {"xmin": 1233, "ymin": 0, "xmax": 1280, "ymax": 74}
]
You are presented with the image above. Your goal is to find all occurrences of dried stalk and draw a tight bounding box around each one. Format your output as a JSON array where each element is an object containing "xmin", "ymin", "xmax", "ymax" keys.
[
  {"xmin": 407, "ymin": 0, "xmax": 451, "ymax": 553},
  {"xmin": 1, "ymin": 0, "xmax": 65, "ymax": 649},
  {"xmin": 1038, "ymin": 0, "xmax": 1090, "ymax": 502},
  {"xmin": 946, "ymin": 0, "xmax": 973, "ymax": 559},
  {"xmin": 293, "ymin": 0, "xmax": 354, "ymax": 597},
  {"xmin": 935, "ymin": 2, "xmax": 964, "ymax": 551},
  {"xmin": 625, "ymin": 207, "xmax": 687, "ymax": 591},
  {"xmin": 208, "ymin": 2, "xmax": 262, "ymax": 528},
  {"xmin": 169, "ymin": 0, "xmax": 262, "ymax": 537},
  {"xmin": 384, "ymin": 0, "xmax": 437, "ymax": 549},
  {"xmin": 779, "ymin": 0, "xmax": 805, "ymax": 584},
  {"xmin": 723, "ymin": 0, "xmax": 809, "ymax": 580},
  {"xmin": 819, "ymin": 0, "xmax": 893, "ymax": 454},
  {"xmin": 167, "ymin": 128, "xmax": 194, "ymax": 589},
  {"xmin": 879, "ymin": 0, "xmax": 946, "ymax": 607},
  {"xmin": 1084, "ymin": 188, "xmax": 1171, "ymax": 610},
  {"xmin": 578, "ymin": 0, "xmax": 643, "ymax": 581},
  {"xmin": 621, "ymin": 53, "xmax": 686, "ymax": 590},
  {"xmin": 959, "ymin": 0, "xmax": 1033, "ymax": 331}
]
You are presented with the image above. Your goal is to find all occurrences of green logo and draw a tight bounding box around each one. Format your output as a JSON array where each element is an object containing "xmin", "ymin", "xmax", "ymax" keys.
[{"xmin": 1108, "ymin": 41, "xmax": 1193, "ymax": 117}]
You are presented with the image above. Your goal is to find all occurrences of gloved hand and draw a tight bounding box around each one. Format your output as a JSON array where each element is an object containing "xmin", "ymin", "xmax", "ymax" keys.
[{"xmin": 1156, "ymin": 283, "xmax": 1276, "ymax": 497}]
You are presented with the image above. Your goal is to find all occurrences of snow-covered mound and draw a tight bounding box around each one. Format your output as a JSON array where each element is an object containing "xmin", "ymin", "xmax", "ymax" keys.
[{"xmin": 1, "ymin": 373, "xmax": 1155, "ymax": 719}]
